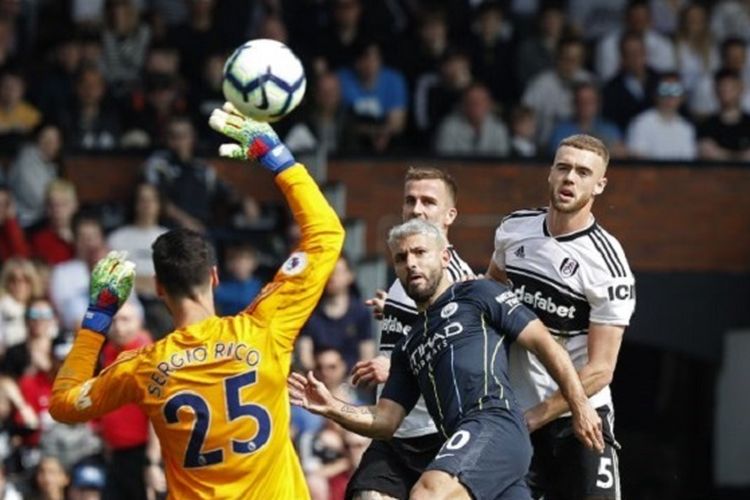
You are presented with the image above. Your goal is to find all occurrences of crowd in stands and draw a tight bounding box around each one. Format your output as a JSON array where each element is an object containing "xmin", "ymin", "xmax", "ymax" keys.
[{"xmin": 0, "ymin": 0, "xmax": 746, "ymax": 498}]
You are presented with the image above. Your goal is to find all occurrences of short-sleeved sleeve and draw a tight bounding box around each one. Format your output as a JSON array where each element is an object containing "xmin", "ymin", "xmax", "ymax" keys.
[
  {"xmin": 586, "ymin": 276, "xmax": 635, "ymax": 326},
  {"xmin": 492, "ymin": 222, "xmax": 508, "ymax": 270},
  {"xmin": 585, "ymin": 237, "xmax": 636, "ymax": 326},
  {"xmin": 481, "ymin": 281, "xmax": 538, "ymax": 341},
  {"xmin": 380, "ymin": 341, "xmax": 420, "ymax": 414}
]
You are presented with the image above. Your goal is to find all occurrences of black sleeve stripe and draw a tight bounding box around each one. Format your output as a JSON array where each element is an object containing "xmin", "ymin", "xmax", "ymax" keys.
[
  {"xmin": 446, "ymin": 265, "xmax": 461, "ymax": 282},
  {"xmin": 593, "ymin": 228, "xmax": 627, "ymax": 277},
  {"xmin": 588, "ymin": 233, "xmax": 620, "ymax": 277},
  {"xmin": 592, "ymin": 229, "xmax": 626, "ymax": 277},
  {"xmin": 501, "ymin": 208, "xmax": 548, "ymax": 223},
  {"xmin": 384, "ymin": 299, "xmax": 418, "ymax": 314},
  {"xmin": 447, "ymin": 248, "xmax": 473, "ymax": 280}
]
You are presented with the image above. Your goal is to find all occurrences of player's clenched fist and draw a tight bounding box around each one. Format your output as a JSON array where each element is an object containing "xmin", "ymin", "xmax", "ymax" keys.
[
  {"xmin": 208, "ymin": 102, "xmax": 295, "ymax": 174},
  {"xmin": 83, "ymin": 251, "xmax": 136, "ymax": 334}
]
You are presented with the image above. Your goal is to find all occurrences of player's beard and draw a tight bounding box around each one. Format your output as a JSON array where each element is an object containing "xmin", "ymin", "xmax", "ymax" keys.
[
  {"xmin": 404, "ymin": 266, "xmax": 444, "ymax": 305},
  {"xmin": 549, "ymin": 185, "xmax": 592, "ymax": 214}
]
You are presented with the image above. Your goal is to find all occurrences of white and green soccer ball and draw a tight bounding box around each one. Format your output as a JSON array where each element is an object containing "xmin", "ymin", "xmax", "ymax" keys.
[{"xmin": 222, "ymin": 39, "xmax": 307, "ymax": 122}]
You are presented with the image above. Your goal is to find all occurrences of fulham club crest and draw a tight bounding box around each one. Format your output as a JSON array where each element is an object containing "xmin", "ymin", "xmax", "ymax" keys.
[{"xmin": 559, "ymin": 257, "xmax": 579, "ymax": 277}]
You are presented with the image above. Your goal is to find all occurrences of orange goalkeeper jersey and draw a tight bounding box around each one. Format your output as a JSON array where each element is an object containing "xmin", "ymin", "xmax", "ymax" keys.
[{"xmin": 50, "ymin": 164, "xmax": 344, "ymax": 499}]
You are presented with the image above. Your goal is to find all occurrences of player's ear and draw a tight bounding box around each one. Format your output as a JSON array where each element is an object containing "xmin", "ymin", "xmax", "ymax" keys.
[
  {"xmin": 444, "ymin": 207, "xmax": 457, "ymax": 227},
  {"xmin": 210, "ymin": 266, "xmax": 220, "ymax": 288},
  {"xmin": 155, "ymin": 278, "xmax": 165, "ymax": 298},
  {"xmin": 441, "ymin": 247, "xmax": 451, "ymax": 268},
  {"xmin": 594, "ymin": 176, "xmax": 608, "ymax": 196}
]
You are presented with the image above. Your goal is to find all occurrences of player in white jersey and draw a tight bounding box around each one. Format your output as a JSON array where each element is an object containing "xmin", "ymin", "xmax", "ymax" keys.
[
  {"xmin": 347, "ymin": 167, "xmax": 473, "ymax": 500},
  {"xmin": 487, "ymin": 134, "xmax": 636, "ymax": 500}
]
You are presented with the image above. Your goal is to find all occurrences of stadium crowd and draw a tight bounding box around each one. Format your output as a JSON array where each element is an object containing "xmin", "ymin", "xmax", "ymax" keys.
[{"xmin": 0, "ymin": 0, "xmax": 743, "ymax": 498}]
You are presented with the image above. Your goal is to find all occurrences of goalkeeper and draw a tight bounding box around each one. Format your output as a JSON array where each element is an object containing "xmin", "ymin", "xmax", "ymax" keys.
[{"xmin": 49, "ymin": 104, "xmax": 345, "ymax": 500}]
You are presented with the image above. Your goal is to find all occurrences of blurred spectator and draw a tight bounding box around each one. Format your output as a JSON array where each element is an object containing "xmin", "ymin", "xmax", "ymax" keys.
[
  {"xmin": 7, "ymin": 124, "xmax": 63, "ymax": 228},
  {"xmin": 31, "ymin": 36, "xmax": 82, "ymax": 123},
  {"xmin": 1, "ymin": 298, "xmax": 57, "ymax": 379},
  {"xmin": 0, "ymin": 18, "xmax": 17, "ymax": 70},
  {"xmin": 189, "ymin": 51, "xmax": 226, "ymax": 154},
  {"xmin": 0, "ymin": 376, "xmax": 38, "ymax": 468},
  {"xmin": 107, "ymin": 182, "xmax": 167, "ymax": 298},
  {"xmin": 548, "ymin": 82, "xmax": 626, "ymax": 157},
  {"xmin": 255, "ymin": 13, "xmax": 289, "ymax": 43},
  {"xmin": 515, "ymin": 4, "xmax": 567, "ymax": 88},
  {"xmin": 0, "ymin": 69, "xmax": 41, "ymax": 151},
  {"xmin": 142, "ymin": 115, "xmax": 230, "ymax": 231},
  {"xmin": 509, "ymin": 105, "xmax": 538, "ymax": 158},
  {"xmin": 434, "ymin": 82, "xmax": 510, "ymax": 157},
  {"xmin": 299, "ymin": 422, "xmax": 349, "ymax": 500},
  {"xmin": 0, "ymin": 187, "xmax": 29, "ymax": 259},
  {"xmin": 29, "ymin": 180, "xmax": 78, "ymax": 265},
  {"xmin": 49, "ymin": 214, "xmax": 109, "ymax": 331},
  {"xmin": 214, "ymin": 242, "xmax": 263, "ymax": 317},
  {"xmin": 697, "ymin": 69, "xmax": 750, "ymax": 161},
  {"xmin": 38, "ymin": 341, "xmax": 103, "ymax": 473},
  {"xmin": 143, "ymin": 43, "xmax": 180, "ymax": 78},
  {"xmin": 627, "ymin": 73, "xmax": 696, "ymax": 160},
  {"xmin": 337, "ymin": 40, "xmax": 407, "ymax": 153},
  {"xmin": 522, "ymin": 37, "xmax": 592, "ymax": 144},
  {"xmin": 467, "ymin": 2, "xmax": 516, "ymax": 109},
  {"xmin": 60, "ymin": 66, "xmax": 121, "ymax": 151},
  {"xmin": 297, "ymin": 255, "xmax": 373, "ymax": 373},
  {"xmin": 107, "ymin": 182, "xmax": 170, "ymax": 336},
  {"xmin": 28, "ymin": 455, "xmax": 69, "ymax": 500},
  {"xmin": 0, "ymin": 464, "xmax": 21, "ymax": 500},
  {"xmin": 315, "ymin": 0, "xmax": 373, "ymax": 72},
  {"xmin": 296, "ymin": 348, "xmax": 363, "ymax": 497},
  {"xmin": 101, "ymin": 0, "xmax": 151, "ymax": 97},
  {"xmin": 71, "ymin": 0, "xmax": 107, "ymax": 28},
  {"xmin": 168, "ymin": 0, "xmax": 222, "ymax": 86},
  {"xmin": 149, "ymin": 0, "xmax": 189, "ymax": 28},
  {"xmin": 100, "ymin": 299, "xmax": 154, "ymax": 500},
  {"xmin": 674, "ymin": 3, "xmax": 718, "ymax": 96},
  {"xmin": 22, "ymin": 335, "xmax": 102, "ymax": 470},
  {"xmin": 650, "ymin": 0, "xmax": 689, "ymax": 35},
  {"xmin": 595, "ymin": 1, "xmax": 676, "ymax": 82},
  {"xmin": 284, "ymin": 71, "xmax": 352, "ymax": 155},
  {"xmin": 68, "ymin": 463, "xmax": 105, "ymax": 500},
  {"xmin": 602, "ymin": 32, "xmax": 660, "ymax": 133},
  {"xmin": 689, "ymin": 38, "xmax": 750, "ymax": 118},
  {"xmin": 122, "ymin": 72, "xmax": 188, "ymax": 148},
  {"xmin": 412, "ymin": 49, "xmax": 473, "ymax": 149},
  {"xmin": 0, "ymin": 258, "xmax": 41, "ymax": 349},
  {"xmin": 79, "ymin": 31, "xmax": 104, "ymax": 69},
  {"xmin": 343, "ymin": 430, "xmax": 370, "ymax": 472},
  {"xmin": 710, "ymin": 0, "xmax": 750, "ymax": 43},
  {"xmin": 567, "ymin": 0, "xmax": 627, "ymax": 41},
  {"xmin": 397, "ymin": 10, "xmax": 451, "ymax": 88}
]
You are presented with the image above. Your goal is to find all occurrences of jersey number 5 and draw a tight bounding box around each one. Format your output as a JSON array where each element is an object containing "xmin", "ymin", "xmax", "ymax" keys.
[{"xmin": 163, "ymin": 370, "xmax": 271, "ymax": 468}]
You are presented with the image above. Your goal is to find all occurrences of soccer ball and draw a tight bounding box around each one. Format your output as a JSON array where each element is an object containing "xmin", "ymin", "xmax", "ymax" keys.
[{"xmin": 222, "ymin": 39, "xmax": 307, "ymax": 122}]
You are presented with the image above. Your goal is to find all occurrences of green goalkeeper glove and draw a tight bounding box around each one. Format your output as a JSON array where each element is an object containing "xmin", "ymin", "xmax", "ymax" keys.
[
  {"xmin": 208, "ymin": 102, "xmax": 296, "ymax": 174},
  {"xmin": 81, "ymin": 251, "xmax": 136, "ymax": 334}
]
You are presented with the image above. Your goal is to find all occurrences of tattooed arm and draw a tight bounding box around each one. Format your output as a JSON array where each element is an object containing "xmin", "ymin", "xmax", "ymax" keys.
[{"xmin": 289, "ymin": 371, "xmax": 407, "ymax": 440}]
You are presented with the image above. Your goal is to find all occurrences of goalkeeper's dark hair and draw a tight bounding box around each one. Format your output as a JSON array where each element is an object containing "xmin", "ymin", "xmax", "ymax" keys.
[{"xmin": 152, "ymin": 228, "xmax": 217, "ymax": 300}]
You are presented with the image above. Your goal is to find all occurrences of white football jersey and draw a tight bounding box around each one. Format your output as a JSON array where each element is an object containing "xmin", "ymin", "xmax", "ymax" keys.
[
  {"xmin": 493, "ymin": 208, "xmax": 636, "ymax": 414},
  {"xmin": 378, "ymin": 247, "xmax": 474, "ymax": 438}
]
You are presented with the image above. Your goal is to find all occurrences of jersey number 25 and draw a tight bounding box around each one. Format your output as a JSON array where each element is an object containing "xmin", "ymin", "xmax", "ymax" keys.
[{"xmin": 163, "ymin": 370, "xmax": 271, "ymax": 468}]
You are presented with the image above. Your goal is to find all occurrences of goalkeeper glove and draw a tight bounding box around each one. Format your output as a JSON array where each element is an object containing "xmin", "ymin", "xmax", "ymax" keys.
[
  {"xmin": 81, "ymin": 251, "xmax": 136, "ymax": 334},
  {"xmin": 208, "ymin": 102, "xmax": 295, "ymax": 174}
]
